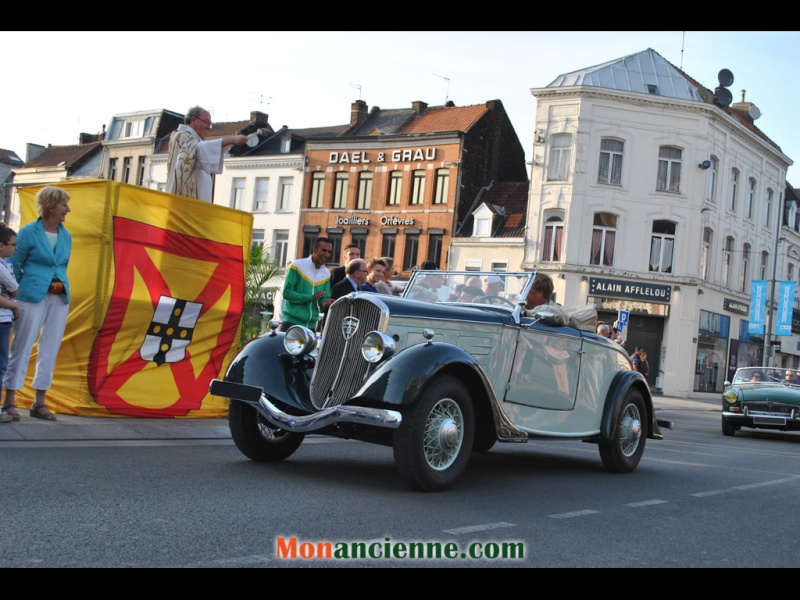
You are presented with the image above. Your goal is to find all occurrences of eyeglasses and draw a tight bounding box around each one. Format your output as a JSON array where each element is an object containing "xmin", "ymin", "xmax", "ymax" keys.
[
  {"xmin": 358, "ymin": 269, "xmax": 370, "ymax": 274},
  {"xmin": 195, "ymin": 116, "xmax": 213, "ymax": 128},
  {"xmin": 3, "ymin": 243, "xmax": 15, "ymax": 246}
]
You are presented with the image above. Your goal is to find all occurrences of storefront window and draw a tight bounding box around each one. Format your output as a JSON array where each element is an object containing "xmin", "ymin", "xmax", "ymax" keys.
[{"xmin": 694, "ymin": 310, "xmax": 730, "ymax": 393}]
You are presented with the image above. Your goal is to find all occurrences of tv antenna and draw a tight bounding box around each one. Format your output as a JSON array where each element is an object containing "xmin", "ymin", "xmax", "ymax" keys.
[
  {"xmin": 433, "ymin": 73, "xmax": 450, "ymax": 103},
  {"xmin": 350, "ymin": 83, "xmax": 362, "ymax": 100},
  {"xmin": 247, "ymin": 92, "xmax": 272, "ymax": 111}
]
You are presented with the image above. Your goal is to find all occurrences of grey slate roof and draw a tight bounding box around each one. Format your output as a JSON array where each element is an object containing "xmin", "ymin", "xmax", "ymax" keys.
[
  {"xmin": 345, "ymin": 108, "xmax": 415, "ymax": 137},
  {"xmin": 547, "ymin": 48, "xmax": 702, "ymax": 102}
]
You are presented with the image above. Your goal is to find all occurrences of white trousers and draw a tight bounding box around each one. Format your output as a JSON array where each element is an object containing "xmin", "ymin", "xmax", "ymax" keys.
[{"xmin": 3, "ymin": 294, "xmax": 69, "ymax": 391}]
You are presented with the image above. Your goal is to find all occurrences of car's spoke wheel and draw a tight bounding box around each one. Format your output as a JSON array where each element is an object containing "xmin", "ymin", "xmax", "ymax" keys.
[
  {"xmin": 599, "ymin": 388, "xmax": 646, "ymax": 473},
  {"xmin": 394, "ymin": 375, "xmax": 474, "ymax": 492},
  {"xmin": 229, "ymin": 399, "xmax": 304, "ymax": 462},
  {"xmin": 721, "ymin": 416, "xmax": 737, "ymax": 436}
]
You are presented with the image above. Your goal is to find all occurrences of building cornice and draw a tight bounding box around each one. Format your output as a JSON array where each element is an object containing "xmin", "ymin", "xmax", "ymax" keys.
[
  {"xmin": 452, "ymin": 238, "xmax": 524, "ymax": 246},
  {"xmin": 225, "ymin": 157, "xmax": 304, "ymax": 170},
  {"xmin": 103, "ymin": 137, "xmax": 157, "ymax": 149},
  {"xmin": 531, "ymin": 86, "xmax": 791, "ymax": 169},
  {"xmin": 307, "ymin": 131, "xmax": 463, "ymax": 152}
]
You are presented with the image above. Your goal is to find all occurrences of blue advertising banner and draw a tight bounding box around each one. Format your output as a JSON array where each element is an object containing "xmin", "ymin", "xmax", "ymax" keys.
[
  {"xmin": 749, "ymin": 280, "xmax": 767, "ymax": 335},
  {"xmin": 776, "ymin": 280, "xmax": 796, "ymax": 336}
]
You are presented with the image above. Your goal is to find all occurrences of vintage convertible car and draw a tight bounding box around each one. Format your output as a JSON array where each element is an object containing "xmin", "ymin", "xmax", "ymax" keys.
[
  {"xmin": 722, "ymin": 366, "xmax": 800, "ymax": 436},
  {"xmin": 210, "ymin": 269, "xmax": 664, "ymax": 491}
]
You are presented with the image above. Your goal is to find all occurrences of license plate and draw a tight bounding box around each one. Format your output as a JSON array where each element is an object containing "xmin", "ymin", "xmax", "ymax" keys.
[{"xmin": 753, "ymin": 416, "xmax": 786, "ymax": 425}]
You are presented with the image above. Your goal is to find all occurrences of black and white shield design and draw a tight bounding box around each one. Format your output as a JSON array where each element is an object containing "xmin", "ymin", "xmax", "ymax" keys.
[
  {"xmin": 342, "ymin": 316, "xmax": 360, "ymax": 340},
  {"xmin": 140, "ymin": 295, "xmax": 202, "ymax": 365}
]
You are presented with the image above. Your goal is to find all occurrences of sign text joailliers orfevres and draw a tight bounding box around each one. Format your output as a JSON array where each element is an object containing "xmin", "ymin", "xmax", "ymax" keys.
[{"xmin": 589, "ymin": 277, "xmax": 671, "ymax": 303}]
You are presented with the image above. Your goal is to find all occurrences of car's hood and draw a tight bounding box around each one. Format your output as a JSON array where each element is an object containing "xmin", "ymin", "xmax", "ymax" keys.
[{"xmin": 736, "ymin": 383, "xmax": 800, "ymax": 404}]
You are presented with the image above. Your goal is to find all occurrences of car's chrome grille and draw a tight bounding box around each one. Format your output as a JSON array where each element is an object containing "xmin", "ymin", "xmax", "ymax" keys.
[
  {"xmin": 310, "ymin": 295, "xmax": 389, "ymax": 410},
  {"xmin": 744, "ymin": 402, "xmax": 795, "ymax": 416}
]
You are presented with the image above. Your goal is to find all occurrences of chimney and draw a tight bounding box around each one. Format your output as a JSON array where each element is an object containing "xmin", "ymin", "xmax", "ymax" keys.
[
  {"xmin": 412, "ymin": 101, "xmax": 428, "ymax": 114},
  {"xmin": 351, "ymin": 100, "xmax": 368, "ymax": 126},
  {"xmin": 731, "ymin": 89, "xmax": 762, "ymax": 125},
  {"xmin": 251, "ymin": 111, "xmax": 269, "ymax": 126},
  {"xmin": 25, "ymin": 143, "xmax": 46, "ymax": 163}
]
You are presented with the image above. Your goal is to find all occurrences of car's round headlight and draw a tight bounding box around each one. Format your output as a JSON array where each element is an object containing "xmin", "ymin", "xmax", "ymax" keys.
[
  {"xmin": 284, "ymin": 325, "xmax": 318, "ymax": 355},
  {"xmin": 723, "ymin": 390, "xmax": 739, "ymax": 404},
  {"xmin": 361, "ymin": 331, "xmax": 397, "ymax": 363}
]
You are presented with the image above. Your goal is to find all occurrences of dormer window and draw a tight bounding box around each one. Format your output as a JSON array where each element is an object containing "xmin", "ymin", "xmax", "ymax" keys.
[
  {"xmin": 124, "ymin": 120, "xmax": 144, "ymax": 138},
  {"xmin": 471, "ymin": 203, "xmax": 495, "ymax": 238},
  {"xmin": 281, "ymin": 137, "xmax": 291, "ymax": 153},
  {"xmin": 474, "ymin": 217, "xmax": 491, "ymax": 237}
]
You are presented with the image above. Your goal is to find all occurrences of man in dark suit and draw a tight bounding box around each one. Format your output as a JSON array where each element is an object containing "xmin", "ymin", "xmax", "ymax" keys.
[
  {"xmin": 330, "ymin": 244, "xmax": 361, "ymax": 289},
  {"xmin": 331, "ymin": 259, "xmax": 368, "ymax": 300}
]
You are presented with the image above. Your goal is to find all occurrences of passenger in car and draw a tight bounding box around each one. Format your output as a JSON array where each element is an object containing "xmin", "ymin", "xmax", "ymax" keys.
[{"xmin": 483, "ymin": 275, "xmax": 505, "ymax": 297}]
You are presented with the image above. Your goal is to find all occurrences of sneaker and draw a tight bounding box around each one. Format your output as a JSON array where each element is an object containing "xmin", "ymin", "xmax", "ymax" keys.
[{"xmin": 0, "ymin": 411, "xmax": 12, "ymax": 424}]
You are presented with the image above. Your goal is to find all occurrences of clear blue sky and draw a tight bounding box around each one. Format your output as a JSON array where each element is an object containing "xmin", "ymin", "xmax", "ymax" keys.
[{"xmin": 2, "ymin": 31, "xmax": 797, "ymax": 182}]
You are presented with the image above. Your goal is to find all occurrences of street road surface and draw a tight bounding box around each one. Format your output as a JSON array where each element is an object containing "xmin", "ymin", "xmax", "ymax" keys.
[{"xmin": 3, "ymin": 403, "xmax": 799, "ymax": 567}]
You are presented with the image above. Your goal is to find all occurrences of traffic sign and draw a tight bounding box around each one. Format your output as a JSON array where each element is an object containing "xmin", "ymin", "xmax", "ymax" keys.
[{"xmin": 617, "ymin": 310, "xmax": 629, "ymax": 333}]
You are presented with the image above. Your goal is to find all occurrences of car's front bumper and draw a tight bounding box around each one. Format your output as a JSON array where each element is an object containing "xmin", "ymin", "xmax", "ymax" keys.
[
  {"xmin": 722, "ymin": 409, "xmax": 800, "ymax": 430},
  {"xmin": 209, "ymin": 379, "xmax": 402, "ymax": 433}
]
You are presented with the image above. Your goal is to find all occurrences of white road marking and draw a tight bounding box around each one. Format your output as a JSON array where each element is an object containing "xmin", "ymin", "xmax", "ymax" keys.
[
  {"xmin": 548, "ymin": 510, "xmax": 599, "ymax": 519},
  {"xmin": 692, "ymin": 475, "xmax": 800, "ymax": 497},
  {"xmin": 625, "ymin": 499, "xmax": 669, "ymax": 507},
  {"xmin": 443, "ymin": 522, "xmax": 517, "ymax": 534}
]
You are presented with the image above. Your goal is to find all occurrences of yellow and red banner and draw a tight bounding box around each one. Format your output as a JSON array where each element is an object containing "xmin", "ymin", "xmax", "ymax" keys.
[{"xmin": 17, "ymin": 179, "xmax": 252, "ymax": 418}]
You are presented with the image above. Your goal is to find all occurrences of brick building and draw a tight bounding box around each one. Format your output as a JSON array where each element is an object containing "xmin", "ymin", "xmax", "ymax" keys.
[{"xmin": 298, "ymin": 99, "xmax": 528, "ymax": 274}]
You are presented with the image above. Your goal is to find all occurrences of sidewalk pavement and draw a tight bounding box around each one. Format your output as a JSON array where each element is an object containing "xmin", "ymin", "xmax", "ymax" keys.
[{"xmin": 0, "ymin": 394, "xmax": 719, "ymax": 442}]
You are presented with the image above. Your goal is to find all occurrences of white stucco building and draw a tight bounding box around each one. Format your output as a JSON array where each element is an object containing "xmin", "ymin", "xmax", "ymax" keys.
[{"xmin": 522, "ymin": 48, "xmax": 793, "ymax": 398}]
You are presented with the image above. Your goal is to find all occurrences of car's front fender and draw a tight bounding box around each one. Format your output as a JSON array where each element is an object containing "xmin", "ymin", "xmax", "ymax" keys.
[
  {"xmin": 222, "ymin": 331, "xmax": 314, "ymax": 412},
  {"xmin": 599, "ymin": 371, "xmax": 663, "ymax": 443},
  {"xmin": 357, "ymin": 342, "xmax": 484, "ymax": 407}
]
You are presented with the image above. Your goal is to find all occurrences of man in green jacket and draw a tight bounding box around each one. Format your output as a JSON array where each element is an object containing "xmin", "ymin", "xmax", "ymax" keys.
[{"xmin": 280, "ymin": 238, "xmax": 332, "ymax": 331}]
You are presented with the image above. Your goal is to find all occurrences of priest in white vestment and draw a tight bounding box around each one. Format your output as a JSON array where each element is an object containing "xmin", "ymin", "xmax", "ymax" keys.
[{"xmin": 166, "ymin": 106, "xmax": 248, "ymax": 203}]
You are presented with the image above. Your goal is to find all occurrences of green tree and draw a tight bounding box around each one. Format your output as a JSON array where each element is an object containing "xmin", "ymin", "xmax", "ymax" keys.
[{"xmin": 241, "ymin": 244, "xmax": 284, "ymax": 347}]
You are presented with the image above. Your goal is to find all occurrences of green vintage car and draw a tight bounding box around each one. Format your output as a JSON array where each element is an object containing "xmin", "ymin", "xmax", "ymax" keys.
[
  {"xmin": 722, "ymin": 367, "xmax": 800, "ymax": 436},
  {"xmin": 210, "ymin": 269, "xmax": 664, "ymax": 492}
]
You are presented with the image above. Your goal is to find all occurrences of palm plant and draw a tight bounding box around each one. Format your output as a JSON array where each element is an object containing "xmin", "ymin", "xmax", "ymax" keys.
[{"xmin": 241, "ymin": 244, "xmax": 284, "ymax": 347}]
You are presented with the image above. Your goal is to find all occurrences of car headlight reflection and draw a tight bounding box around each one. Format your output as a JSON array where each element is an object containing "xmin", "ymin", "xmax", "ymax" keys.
[
  {"xmin": 284, "ymin": 325, "xmax": 318, "ymax": 355},
  {"xmin": 361, "ymin": 331, "xmax": 397, "ymax": 363}
]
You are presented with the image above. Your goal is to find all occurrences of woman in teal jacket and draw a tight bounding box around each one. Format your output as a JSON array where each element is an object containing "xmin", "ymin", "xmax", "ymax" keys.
[{"xmin": 1, "ymin": 186, "xmax": 72, "ymax": 421}]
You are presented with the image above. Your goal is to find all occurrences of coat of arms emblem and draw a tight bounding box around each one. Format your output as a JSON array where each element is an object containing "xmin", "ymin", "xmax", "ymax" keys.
[{"xmin": 342, "ymin": 316, "xmax": 360, "ymax": 340}]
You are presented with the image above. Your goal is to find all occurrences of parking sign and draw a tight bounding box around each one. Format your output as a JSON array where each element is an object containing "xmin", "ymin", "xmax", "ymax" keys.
[{"xmin": 617, "ymin": 310, "xmax": 629, "ymax": 333}]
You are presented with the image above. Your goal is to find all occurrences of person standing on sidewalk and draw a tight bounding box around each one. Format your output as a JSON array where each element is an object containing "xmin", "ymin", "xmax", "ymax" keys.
[
  {"xmin": 2, "ymin": 186, "xmax": 73, "ymax": 422},
  {"xmin": 0, "ymin": 225, "xmax": 20, "ymax": 423}
]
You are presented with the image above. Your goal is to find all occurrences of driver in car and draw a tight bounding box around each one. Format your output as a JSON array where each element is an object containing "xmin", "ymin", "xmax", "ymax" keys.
[{"xmin": 525, "ymin": 272, "xmax": 555, "ymax": 311}]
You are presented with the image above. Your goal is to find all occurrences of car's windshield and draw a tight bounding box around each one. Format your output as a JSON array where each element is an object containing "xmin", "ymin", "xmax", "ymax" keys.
[
  {"xmin": 402, "ymin": 270, "xmax": 533, "ymax": 309},
  {"xmin": 732, "ymin": 367, "xmax": 795, "ymax": 384}
]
